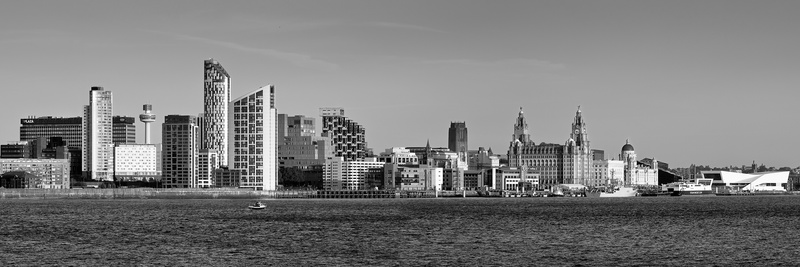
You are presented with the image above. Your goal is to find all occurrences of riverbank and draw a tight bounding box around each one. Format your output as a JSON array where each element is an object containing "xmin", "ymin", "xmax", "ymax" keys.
[{"xmin": 0, "ymin": 188, "xmax": 481, "ymax": 199}]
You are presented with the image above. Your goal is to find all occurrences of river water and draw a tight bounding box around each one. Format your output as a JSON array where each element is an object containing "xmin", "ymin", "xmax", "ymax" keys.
[{"xmin": 1, "ymin": 196, "xmax": 798, "ymax": 266}]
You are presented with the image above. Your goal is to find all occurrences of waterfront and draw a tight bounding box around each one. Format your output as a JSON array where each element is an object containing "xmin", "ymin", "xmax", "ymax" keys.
[{"xmin": 1, "ymin": 197, "xmax": 799, "ymax": 266}]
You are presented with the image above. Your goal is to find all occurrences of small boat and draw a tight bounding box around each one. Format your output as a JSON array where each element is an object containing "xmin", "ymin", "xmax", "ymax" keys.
[{"xmin": 248, "ymin": 202, "xmax": 266, "ymax": 210}]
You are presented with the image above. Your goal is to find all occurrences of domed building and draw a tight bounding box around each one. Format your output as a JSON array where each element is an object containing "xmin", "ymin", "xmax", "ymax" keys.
[{"xmin": 619, "ymin": 140, "xmax": 658, "ymax": 186}]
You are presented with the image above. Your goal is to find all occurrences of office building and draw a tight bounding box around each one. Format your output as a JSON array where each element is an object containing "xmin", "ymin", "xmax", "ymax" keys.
[
  {"xmin": 1, "ymin": 141, "xmax": 32, "ymax": 159},
  {"xmin": 82, "ymin": 86, "xmax": 114, "ymax": 181},
  {"xmin": 113, "ymin": 116, "xmax": 136, "ymax": 144},
  {"xmin": 320, "ymin": 108, "xmax": 367, "ymax": 161},
  {"xmin": 161, "ymin": 115, "xmax": 199, "ymax": 188},
  {"xmin": 507, "ymin": 107, "xmax": 594, "ymax": 189},
  {"xmin": 620, "ymin": 140, "xmax": 658, "ymax": 186},
  {"xmin": 202, "ymin": 58, "xmax": 231, "ymax": 167},
  {"xmin": 592, "ymin": 159, "xmax": 625, "ymax": 188},
  {"xmin": 20, "ymin": 116, "xmax": 83, "ymax": 180},
  {"xmin": 20, "ymin": 116, "xmax": 82, "ymax": 150},
  {"xmin": 113, "ymin": 144, "xmax": 160, "ymax": 182},
  {"xmin": 229, "ymin": 85, "xmax": 278, "ymax": 190}
]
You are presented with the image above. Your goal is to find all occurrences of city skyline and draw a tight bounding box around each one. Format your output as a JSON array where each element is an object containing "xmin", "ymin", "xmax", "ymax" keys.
[{"xmin": 1, "ymin": 1, "xmax": 799, "ymax": 168}]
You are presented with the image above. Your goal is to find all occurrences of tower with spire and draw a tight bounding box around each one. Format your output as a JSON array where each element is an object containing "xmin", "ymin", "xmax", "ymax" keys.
[
  {"xmin": 506, "ymin": 106, "xmax": 595, "ymax": 189},
  {"xmin": 565, "ymin": 106, "xmax": 593, "ymax": 185}
]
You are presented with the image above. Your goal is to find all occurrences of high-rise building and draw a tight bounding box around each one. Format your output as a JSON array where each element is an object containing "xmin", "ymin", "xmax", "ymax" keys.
[
  {"xmin": 82, "ymin": 86, "xmax": 114, "ymax": 181},
  {"xmin": 229, "ymin": 85, "xmax": 278, "ymax": 190},
  {"xmin": 448, "ymin": 122, "xmax": 468, "ymax": 157},
  {"xmin": 162, "ymin": 115, "xmax": 199, "ymax": 188},
  {"xmin": 320, "ymin": 108, "xmax": 367, "ymax": 161},
  {"xmin": 202, "ymin": 58, "xmax": 231, "ymax": 167},
  {"xmin": 20, "ymin": 116, "xmax": 83, "ymax": 180},
  {"xmin": 139, "ymin": 104, "xmax": 156, "ymax": 144},
  {"xmin": 113, "ymin": 116, "xmax": 136, "ymax": 145}
]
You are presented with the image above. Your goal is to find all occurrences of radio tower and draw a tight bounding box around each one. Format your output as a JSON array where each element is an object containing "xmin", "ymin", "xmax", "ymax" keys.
[{"xmin": 139, "ymin": 104, "xmax": 156, "ymax": 144}]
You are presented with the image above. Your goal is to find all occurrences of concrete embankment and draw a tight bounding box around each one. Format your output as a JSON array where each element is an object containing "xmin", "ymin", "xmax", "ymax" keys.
[
  {"xmin": 0, "ymin": 189, "xmax": 482, "ymax": 199},
  {"xmin": 0, "ymin": 188, "xmax": 316, "ymax": 199}
]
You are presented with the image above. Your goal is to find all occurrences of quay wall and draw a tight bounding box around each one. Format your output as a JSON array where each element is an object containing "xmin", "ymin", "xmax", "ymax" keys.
[{"xmin": 0, "ymin": 189, "xmax": 481, "ymax": 199}]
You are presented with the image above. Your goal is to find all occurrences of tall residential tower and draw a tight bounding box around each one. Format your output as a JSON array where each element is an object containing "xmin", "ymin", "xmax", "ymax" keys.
[
  {"xmin": 230, "ymin": 85, "xmax": 278, "ymax": 190},
  {"xmin": 203, "ymin": 59, "xmax": 231, "ymax": 167},
  {"xmin": 82, "ymin": 86, "xmax": 114, "ymax": 181}
]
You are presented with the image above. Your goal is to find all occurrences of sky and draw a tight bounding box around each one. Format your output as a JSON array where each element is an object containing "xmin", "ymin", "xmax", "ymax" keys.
[{"xmin": 1, "ymin": 0, "xmax": 798, "ymax": 168}]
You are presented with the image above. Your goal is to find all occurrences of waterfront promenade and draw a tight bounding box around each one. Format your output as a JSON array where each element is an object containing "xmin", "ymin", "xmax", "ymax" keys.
[{"xmin": 0, "ymin": 188, "xmax": 480, "ymax": 200}]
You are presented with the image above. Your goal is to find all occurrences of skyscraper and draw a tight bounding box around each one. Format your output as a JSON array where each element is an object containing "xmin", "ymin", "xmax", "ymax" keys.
[
  {"xmin": 230, "ymin": 85, "xmax": 277, "ymax": 190},
  {"xmin": 162, "ymin": 115, "xmax": 199, "ymax": 188},
  {"xmin": 203, "ymin": 58, "xmax": 231, "ymax": 167},
  {"xmin": 448, "ymin": 122, "xmax": 468, "ymax": 157},
  {"xmin": 82, "ymin": 86, "xmax": 114, "ymax": 181},
  {"xmin": 320, "ymin": 108, "xmax": 367, "ymax": 161}
]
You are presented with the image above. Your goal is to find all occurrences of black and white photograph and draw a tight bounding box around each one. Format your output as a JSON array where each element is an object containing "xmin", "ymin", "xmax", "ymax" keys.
[{"xmin": 1, "ymin": 1, "xmax": 799, "ymax": 266}]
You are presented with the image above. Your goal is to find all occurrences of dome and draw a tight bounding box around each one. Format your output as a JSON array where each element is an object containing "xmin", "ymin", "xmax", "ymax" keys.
[{"xmin": 621, "ymin": 140, "xmax": 634, "ymax": 152}]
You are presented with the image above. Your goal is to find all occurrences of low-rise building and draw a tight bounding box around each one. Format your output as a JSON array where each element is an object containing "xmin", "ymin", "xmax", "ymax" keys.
[
  {"xmin": 114, "ymin": 144, "xmax": 160, "ymax": 182},
  {"xmin": 323, "ymin": 157, "xmax": 385, "ymax": 190},
  {"xmin": 0, "ymin": 158, "xmax": 70, "ymax": 189},
  {"xmin": 702, "ymin": 171, "xmax": 789, "ymax": 191}
]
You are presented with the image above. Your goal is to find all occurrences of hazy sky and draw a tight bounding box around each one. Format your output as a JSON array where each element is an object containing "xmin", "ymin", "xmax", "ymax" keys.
[{"xmin": 1, "ymin": 0, "xmax": 798, "ymax": 168}]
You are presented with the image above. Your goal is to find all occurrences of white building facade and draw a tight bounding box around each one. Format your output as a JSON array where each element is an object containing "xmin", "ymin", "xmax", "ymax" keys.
[
  {"xmin": 113, "ymin": 144, "xmax": 160, "ymax": 181},
  {"xmin": 702, "ymin": 171, "xmax": 789, "ymax": 192},
  {"xmin": 82, "ymin": 86, "xmax": 114, "ymax": 181},
  {"xmin": 229, "ymin": 86, "xmax": 278, "ymax": 191},
  {"xmin": 323, "ymin": 157, "xmax": 386, "ymax": 190}
]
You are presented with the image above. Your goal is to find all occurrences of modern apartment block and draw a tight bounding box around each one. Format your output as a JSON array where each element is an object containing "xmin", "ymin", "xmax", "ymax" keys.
[
  {"xmin": 82, "ymin": 86, "xmax": 114, "ymax": 181},
  {"xmin": 202, "ymin": 58, "xmax": 231, "ymax": 167},
  {"xmin": 198, "ymin": 149, "xmax": 219, "ymax": 188},
  {"xmin": 229, "ymin": 85, "xmax": 278, "ymax": 191},
  {"xmin": 320, "ymin": 108, "xmax": 367, "ymax": 161},
  {"xmin": 113, "ymin": 144, "xmax": 160, "ymax": 181},
  {"xmin": 161, "ymin": 115, "xmax": 199, "ymax": 188},
  {"xmin": 323, "ymin": 157, "xmax": 386, "ymax": 190},
  {"xmin": 278, "ymin": 114, "xmax": 334, "ymax": 168},
  {"xmin": 0, "ymin": 158, "xmax": 70, "ymax": 189},
  {"xmin": 112, "ymin": 116, "xmax": 136, "ymax": 145}
]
